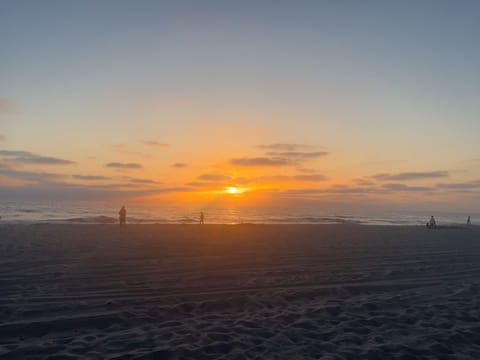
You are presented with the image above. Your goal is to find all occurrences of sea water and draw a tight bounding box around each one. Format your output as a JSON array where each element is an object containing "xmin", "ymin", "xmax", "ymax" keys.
[{"xmin": 0, "ymin": 200, "xmax": 476, "ymax": 226}]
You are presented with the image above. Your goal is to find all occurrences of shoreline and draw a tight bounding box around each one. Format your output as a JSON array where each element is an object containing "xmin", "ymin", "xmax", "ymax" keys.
[{"xmin": 0, "ymin": 222, "xmax": 477, "ymax": 228}]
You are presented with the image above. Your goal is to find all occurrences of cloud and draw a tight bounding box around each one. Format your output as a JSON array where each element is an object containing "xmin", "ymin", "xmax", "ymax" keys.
[
  {"xmin": 172, "ymin": 163, "xmax": 187, "ymax": 168},
  {"xmin": 232, "ymin": 144, "xmax": 328, "ymax": 168},
  {"xmin": 230, "ymin": 157, "xmax": 294, "ymax": 167},
  {"xmin": 285, "ymin": 187, "xmax": 376, "ymax": 195},
  {"xmin": 284, "ymin": 182, "xmax": 434, "ymax": 196},
  {"xmin": 295, "ymin": 174, "xmax": 328, "ymax": 182},
  {"xmin": 127, "ymin": 177, "xmax": 162, "ymax": 185},
  {"xmin": 0, "ymin": 183, "xmax": 191, "ymax": 202},
  {"xmin": 0, "ymin": 134, "xmax": 6, "ymax": 142},
  {"xmin": 142, "ymin": 141, "xmax": 169, "ymax": 148},
  {"xmin": 72, "ymin": 175, "xmax": 111, "ymax": 181},
  {"xmin": 188, "ymin": 173, "xmax": 236, "ymax": 188},
  {"xmin": 257, "ymin": 143, "xmax": 312, "ymax": 151},
  {"xmin": 250, "ymin": 175, "xmax": 328, "ymax": 183},
  {"xmin": 187, "ymin": 181, "xmax": 227, "ymax": 188},
  {"xmin": 105, "ymin": 162, "xmax": 143, "ymax": 170},
  {"xmin": 381, "ymin": 183, "xmax": 434, "ymax": 192},
  {"xmin": 266, "ymin": 151, "xmax": 329, "ymax": 159},
  {"xmin": 353, "ymin": 178, "xmax": 376, "ymax": 186},
  {"xmin": 372, "ymin": 171, "xmax": 449, "ymax": 181},
  {"xmin": 436, "ymin": 180, "xmax": 480, "ymax": 190},
  {"xmin": 197, "ymin": 174, "xmax": 232, "ymax": 181},
  {"xmin": 0, "ymin": 168, "xmax": 65, "ymax": 183},
  {"xmin": 0, "ymin": 150, "xmax": 76, "ymax": 165}
]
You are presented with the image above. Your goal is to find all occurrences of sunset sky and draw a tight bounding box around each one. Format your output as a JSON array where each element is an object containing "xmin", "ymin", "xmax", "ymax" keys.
[{"xmin": 1, "ymin": 1, "xmax": 480, "ymax": 211}]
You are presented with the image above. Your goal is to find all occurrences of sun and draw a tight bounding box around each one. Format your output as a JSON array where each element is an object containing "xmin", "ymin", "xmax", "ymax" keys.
[
  {"xmin": 223, "ymin": 186, "xmax": 248, "ymax": 195},
  {"xmin": 226, "ymin": 187, "xmax": 239, "ymax": 194}
]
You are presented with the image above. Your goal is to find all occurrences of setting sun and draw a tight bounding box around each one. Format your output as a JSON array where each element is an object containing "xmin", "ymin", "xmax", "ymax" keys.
[{"xmin": 226, "ymin": 187, "xmax": 239, "ymax": 194}]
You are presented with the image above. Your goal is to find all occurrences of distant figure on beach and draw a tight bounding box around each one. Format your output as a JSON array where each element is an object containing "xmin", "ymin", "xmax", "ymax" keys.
[
  {"xmin": 200, "ymin": 211, "xmax": 204, "ymax": 224},
  {"xmin": 119, "ymin": 206, "xmax": 127, "ymax": 227},
  {"xmin": 426, "ymin": 216, "xmax": 436, "ymax": 229},
  {"xmin": 467, "ymin": 216, "xmax": 471, "ymax": 226}
]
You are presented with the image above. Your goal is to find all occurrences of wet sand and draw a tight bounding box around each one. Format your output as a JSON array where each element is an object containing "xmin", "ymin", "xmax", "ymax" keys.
[{"xmin": 1, "ymin": 224, "xmax": 480, "ymax": 359}]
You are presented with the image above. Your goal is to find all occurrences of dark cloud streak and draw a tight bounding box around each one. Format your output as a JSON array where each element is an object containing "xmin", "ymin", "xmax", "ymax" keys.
[
  {"xmin": 0, "ymin": 150, "xmax": 76, "ymax": 165},
  {"xmin": 197, "ymin": 174, "xmax": 232, "ymax": 181},
  {"xmin": 105, "ymin": 162, "xmax": 143, "ymax": 170},
  {"xmin": 0, "ymin": 168, "xmax": 65, "ymax": 182},
  {"xmin": 230, "ymin": 157, "xmax": 293, "ymax": 167},
  {"xmin": 72, "ymin": 175, "xmax": 111, "ymax": 181},
  {"xmin": 373, "ymin": 171, "xmax": 449, "ymax": 181},
  {"xmin": 257, "ymin": 143, "xmax": 312, "ymax": 151},
  {"xmin": 266, "ymin": 151, "xmax": 328, "ymax": 159},
  {"xmin": 142, "ymin": 141, "xmax": 169, "ymax": 148}
]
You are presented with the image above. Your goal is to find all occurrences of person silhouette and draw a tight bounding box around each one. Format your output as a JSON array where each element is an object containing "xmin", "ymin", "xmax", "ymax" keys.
[
  {"xmin": 426, "ymin": 215, "xmax": 436, "ymax": 229},
  {"xmin": 200, "ymin": 211, "xmax": 204, "ymax": 225},
  {"xmin": 467, "ymin": 216, "xmax": 471, "ymax": 226},
  {"xmin": 119, "ymin": 206, "xmax": 127, "ymax": 227}
]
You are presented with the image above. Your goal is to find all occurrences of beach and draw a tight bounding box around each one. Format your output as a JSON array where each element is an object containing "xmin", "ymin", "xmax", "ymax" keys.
[{"xmin": 1, "ymin": 224, "xmax": 480, "ymax": 359}]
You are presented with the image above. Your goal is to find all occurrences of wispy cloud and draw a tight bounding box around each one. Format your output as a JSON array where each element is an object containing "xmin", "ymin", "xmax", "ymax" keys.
[
  {"xmin": 0, "ymin": 183, "xmax": 191, "ymax": 201},
  {"xmin": 265, "ymin": 151, "xmax": 329, "ymax": 159},
  {"xmin": 127, "ymin": 177, "xmax": 162, "ymax": 185},
  {"xmin": 232, "ymin": 144, "xmax": 328, "ymax": 168},
  {"xmin": 105, "ymin": 162, "xmax": 143, "ymax": 170},
  {"xmin": 285, "ymin": 187, "xmax": 376, "ymax": 195},
  {"xmin": 197, "ymin": 174, "xmax": 232, "ymax": 181},
  {"xmin": 294, "ymin": 174, "xmax": 328, "ymax": 182},
  {"xmin": 381, "ymin": 183, "xmax": 434, "ymax": 192},
  {"xmin": 0, "ymin": 168, "xmax": 65, "ymax": 182},
  {"xmin": 257, "ymin": 143, "xmax": 312, "ymax": 151},
  {"xmin": 0, "ymin": 150, "xmax": 76, "ymax": 165},
  {"xmin": 187, "ymin": 181, "xmax": 227, "ymax": 188},
  {"xmin": 249, "ymin": 175, "xmax": 328, "ymax": 183},
  {"xmin": 72, "ymin": 175, "xmax": 111, "ymax": 181},
  {"xmin": 372, "ymin": 171, "xmax": 449, "ymax": 181},
  {"xmin": 142, "ymin": 141, "xmax": 169, "ymax": 148},
  {"xmin": 230, "ymin": 157, "xmax": 294, "ymax": 167},
  {"xmin": 284, "ymin": 182, "xmax": 434, "ymax": 196},
  {"xmin": 436, "ymin": 180, "xmax": 480, "ymax": 190},
  {"xmin": 171, "ymin": 163, "xmax": 187, "ymax": 168},
  {"xmin": 353, "ymin": 178, "xmax": 376, "ymax": 186}
]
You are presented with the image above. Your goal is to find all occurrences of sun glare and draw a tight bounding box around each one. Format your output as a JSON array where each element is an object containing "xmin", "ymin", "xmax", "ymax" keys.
[{"xmin": 227, "ymin": 187, "xmax": 239, "ymax": 194}]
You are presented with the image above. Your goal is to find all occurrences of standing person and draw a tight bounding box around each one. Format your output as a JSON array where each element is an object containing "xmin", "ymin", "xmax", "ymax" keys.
[
  {"xmin": 200, "ymin": 211, "xmax": 204, "ymax": 225},
  {"xmin": 426, "ymin": 215, "xmax": 436, "ymax": 229},
  {"xmin": 119, "ymin": 206, "xmax": 127, "ymax": 227},
  {"xmin": 467, "ymin": 216, "xmax": 471, "ymax": 226}
]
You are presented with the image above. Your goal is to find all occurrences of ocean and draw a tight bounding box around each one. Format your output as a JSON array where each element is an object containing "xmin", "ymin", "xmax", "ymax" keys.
[{"xmin": 0, "ymin": 201, "xmax": 476, "ymax": 226}]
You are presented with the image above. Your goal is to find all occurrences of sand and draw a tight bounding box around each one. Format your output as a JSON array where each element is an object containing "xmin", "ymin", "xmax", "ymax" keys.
[{"xmin": 1, "ymin": 224, "xmax": 480, "ymax": 359}]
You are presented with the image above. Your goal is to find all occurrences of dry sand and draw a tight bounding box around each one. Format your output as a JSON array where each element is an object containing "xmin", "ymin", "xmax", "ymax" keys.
[{"xmin": 1, "ymin": 224, "xmax": 480, "ymax": 359}]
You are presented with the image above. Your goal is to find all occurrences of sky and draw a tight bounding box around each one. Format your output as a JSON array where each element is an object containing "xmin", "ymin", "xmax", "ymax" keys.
[{"xmin": 1, "ymin": 0, "xmax": 480, "ymax": 211}]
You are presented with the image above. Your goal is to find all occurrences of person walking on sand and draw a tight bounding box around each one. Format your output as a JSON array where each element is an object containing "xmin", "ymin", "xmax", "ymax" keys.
[
  {"xmin": 200, "ymin": 211, "xmax": 204, "ymax": 225},
  {"xmin": 426, "ymin": 215, "xmax": 436, "ymax": 229},
  {"xmin": 467, "ymin": 216, "xmax": 471, "ymax": 226},
  {"xmin": 119, "ymin": 206, "xmax": 127, "ymax": 227}
]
